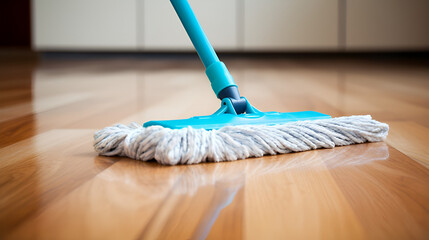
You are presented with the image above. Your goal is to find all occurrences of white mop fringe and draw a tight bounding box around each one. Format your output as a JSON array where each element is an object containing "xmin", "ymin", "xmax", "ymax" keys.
[{"xmin": 94, "ymin": 115, "xmax": 389, "ymax": 165}]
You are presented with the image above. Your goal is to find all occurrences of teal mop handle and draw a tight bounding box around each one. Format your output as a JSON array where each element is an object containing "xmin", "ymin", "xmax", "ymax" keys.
[{"xmin": 170, "ymin": 0, "xmax": 237, "ymax": 98}]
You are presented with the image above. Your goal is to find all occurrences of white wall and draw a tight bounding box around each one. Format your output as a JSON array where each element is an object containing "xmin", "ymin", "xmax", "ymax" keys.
[
  {"xmin": 244, "ymin": 0, "xmax": 339, "ymax": 51},
  {"xmin": 32, "ymin": 0, "xmax": 138, "ymax": 50},
  {"xmin": 32, "ymin": 0, "xmax": 429, "ymax": 51},
  {"xmin": 346, "ymin": 0, "xmax": 429, "ymax": 50},
  {"xmin": 140, "ymin": 0, "xmax": 239, "ymax": 51}
]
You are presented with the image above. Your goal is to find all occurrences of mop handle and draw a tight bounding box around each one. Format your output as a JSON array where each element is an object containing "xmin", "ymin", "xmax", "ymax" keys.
[{"xmin": 170, "ymin": 0, "xmax": 238, "ymax": 98}]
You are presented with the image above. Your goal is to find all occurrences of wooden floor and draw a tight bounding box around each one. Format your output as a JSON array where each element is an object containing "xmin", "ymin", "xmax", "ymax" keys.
[{"xmin": 0, "ymin": 52, "xmax": 428, "ymax": 240}]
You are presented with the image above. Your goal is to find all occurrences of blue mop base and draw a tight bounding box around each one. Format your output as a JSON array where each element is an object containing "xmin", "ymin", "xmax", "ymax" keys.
[
  {"xmin": 144, "ymin": 111, "xmax": 331, "ymax": 130},
  {"xmin": 144, "ymin": 97, "xmax": 330, "ymax": 130}
]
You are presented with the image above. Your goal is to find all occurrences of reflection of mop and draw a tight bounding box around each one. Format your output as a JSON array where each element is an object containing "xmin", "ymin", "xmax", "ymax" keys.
[
  {"xmin": 190, "ymin": 184, "xmax": 240, "ymax": 240},
  {"xmin": 103, "ymin": 143, "xmax": 389, "ymax": 197},
  {"xmin": 94, "ymin": 0, "xmax": 388, "ymax": 165}
]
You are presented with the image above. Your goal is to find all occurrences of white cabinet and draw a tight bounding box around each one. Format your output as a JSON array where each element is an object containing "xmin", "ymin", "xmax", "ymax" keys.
[
  {"xmin": 32, "ymin": 0, "xmax": 137, "ymax": 50},
  {"xmin": 346, "ymin": 0, "xmax": 429, "ymax": 50},
  {"xmin": 140, "ymin": 0, "xmax": 239, "ymax": 51},
  {"xmin": 243, "ymin": 0, "xmax": 339, "ymax": 50}
]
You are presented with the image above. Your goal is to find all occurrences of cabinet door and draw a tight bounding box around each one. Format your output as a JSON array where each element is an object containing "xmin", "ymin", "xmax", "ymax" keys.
[
  {"xmin": 244, "ymin": 0, "xmax": 339, "ymax": 50},
  {"xmin": 140, "ymin": 0, "xmax": 239, "ymax": 51},
  {"xmin": 346, "ymin": 0, "xmax": 429, "ymax": 50},
  {"xmin": 32, "ymin": 0, "xmax": 137, "ymax": 50}
]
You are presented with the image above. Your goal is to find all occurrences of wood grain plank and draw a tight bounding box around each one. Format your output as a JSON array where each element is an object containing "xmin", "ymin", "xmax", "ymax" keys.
[
  {"xmin": 5, "ymin": 160, "xmax": 175, "ymax": 240},
  {"xmin": 386, "ymin": 121, "xmax": 429, "ymax": 168},
  {"xmin": 330, "ymin": 146, "xmax": 429, "ymax": 239},
  {"xmin": 0, "ymin": 129, "xmax": 115, "ymax": 236},
  {"xmin": 138, "ymin": 163, "xmax": 246, "ymax": 240},
  {"xmin": 242, "ymin": 148, "xmax": 378, "ymax": 240}
]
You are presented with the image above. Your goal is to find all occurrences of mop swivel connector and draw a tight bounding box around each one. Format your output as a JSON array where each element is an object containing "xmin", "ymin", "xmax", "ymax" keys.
[{"xmin": 217, "ymin": 86, "xmax": 247, "ymax": 114}]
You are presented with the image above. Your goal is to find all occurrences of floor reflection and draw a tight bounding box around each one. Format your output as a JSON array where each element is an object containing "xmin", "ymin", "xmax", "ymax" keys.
[
  {"xmin": 97, "ymin": 142, "xmax": 389, "ymax": 197},
  {"xmin": 92, "ymin": 142, "xmax": 389, "ymax": 238}
]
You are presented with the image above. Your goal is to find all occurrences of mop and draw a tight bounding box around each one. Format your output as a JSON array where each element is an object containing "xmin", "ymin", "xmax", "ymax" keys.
[{"xmin": 94, "ymin": 0, "xmax": 389, "ymax": 165}]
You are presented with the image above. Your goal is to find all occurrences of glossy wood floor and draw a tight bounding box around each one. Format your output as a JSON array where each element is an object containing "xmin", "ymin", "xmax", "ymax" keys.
[{"xmin": 1, "ymin": 51, "xmax": 428, "ymax": 240}]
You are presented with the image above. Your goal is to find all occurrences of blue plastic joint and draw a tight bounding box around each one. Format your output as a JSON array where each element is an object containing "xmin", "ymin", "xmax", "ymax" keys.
[{"xmin": 205, "ymin": 62, "xmax": 237, "ymax": 96}]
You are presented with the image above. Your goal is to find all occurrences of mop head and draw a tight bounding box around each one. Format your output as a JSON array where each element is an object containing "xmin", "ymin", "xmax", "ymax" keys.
[{"xmin": 94, "ymin": 115, "xmax": 388, "ymax": 165}]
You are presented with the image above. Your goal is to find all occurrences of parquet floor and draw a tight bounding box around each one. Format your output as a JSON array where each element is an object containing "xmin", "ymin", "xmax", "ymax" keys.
[{"xmin": 0, "ymin": 51, "xmax": 428, "ymax": 239}]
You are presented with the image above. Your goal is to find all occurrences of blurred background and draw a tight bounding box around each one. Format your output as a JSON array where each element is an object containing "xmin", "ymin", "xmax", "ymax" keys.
[
  {"xmin": 1, "ymin": 0, "xmax": 429, "ymax": 52},
  {"xmin": 1, "ymin": 2, "xmax": 429, "ymax": 238}
]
